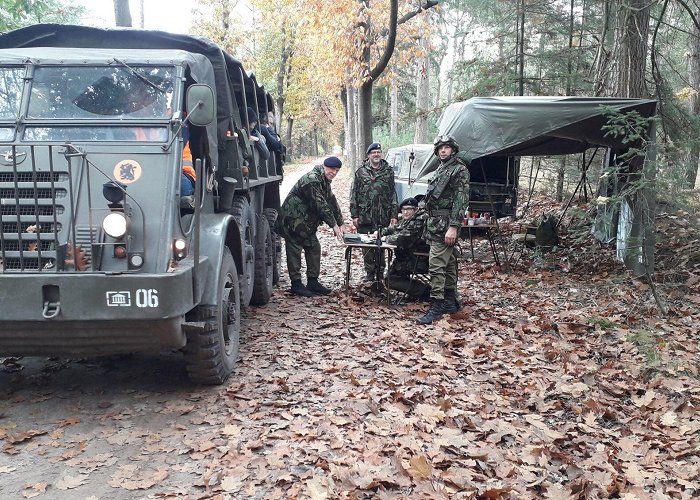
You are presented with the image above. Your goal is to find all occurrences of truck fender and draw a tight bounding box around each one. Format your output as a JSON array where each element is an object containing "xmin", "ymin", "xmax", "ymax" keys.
[{"xmin": 195, "ymin": 213, "xmax": 243, "ymax": 306}]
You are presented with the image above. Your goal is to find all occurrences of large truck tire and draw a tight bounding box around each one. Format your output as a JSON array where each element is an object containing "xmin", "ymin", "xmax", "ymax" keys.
[
  {"xmin": 263, "ymin": 208, "xmax": 282, "ymax": 285},
  {"xmin": 184, "ymin": 249, "xmax": 240, "ymax": 385},
  {"xmin": 230, "ymin": 196, "xmax": 255, "ymax": 306},
  {"xmin": 250, "ymin": 216, "xmax": 274, "ymax": 305}
]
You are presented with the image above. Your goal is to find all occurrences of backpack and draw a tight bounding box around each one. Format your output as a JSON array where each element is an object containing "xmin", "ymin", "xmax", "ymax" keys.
[{"xmin": 535, "ymin": 215, "xmax": 559, "ymax": 248}]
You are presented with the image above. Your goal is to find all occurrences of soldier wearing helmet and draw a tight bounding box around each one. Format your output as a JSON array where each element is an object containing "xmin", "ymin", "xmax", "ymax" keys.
[
  {"xmin": 381, "ymin": 197, "xmax": 430, "ymax": 301},
  {"xmin": 416, "ymin": 135, "xmax": 470, "ymax": 325}
]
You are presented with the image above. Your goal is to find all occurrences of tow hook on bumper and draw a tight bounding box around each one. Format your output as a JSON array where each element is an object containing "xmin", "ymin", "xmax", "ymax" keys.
[
  {"xmin": 42, "ymin": 301, "xmax": 61, "ymax": 319},
  {"xmin": 42, "ymin": 284, "xmax": 61, "ymax": 319}
]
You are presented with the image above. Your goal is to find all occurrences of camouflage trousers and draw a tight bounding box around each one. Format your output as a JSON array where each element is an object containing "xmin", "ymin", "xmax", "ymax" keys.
[
  {"xmin": 428, "ymin": 241, "xmax": 458, "ymax": 299},
  {"xmin": 358, "ymin": 224, "xmax": 386, "ymax": 275},
  {"xmin": 284, "ymin": 235, "xmax": 321, "ymax": 282}
]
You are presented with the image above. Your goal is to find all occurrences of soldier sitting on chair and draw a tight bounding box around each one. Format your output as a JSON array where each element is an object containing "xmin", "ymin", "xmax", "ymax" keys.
[{"xmin": 381, "ymin": 197, "xmax": 431, "ymax": 301}]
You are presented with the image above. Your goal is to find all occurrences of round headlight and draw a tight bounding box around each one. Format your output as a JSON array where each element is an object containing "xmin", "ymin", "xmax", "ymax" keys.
[{"xmin": 102, "ymin": 212, "xmax": 128, "ymax": 239}]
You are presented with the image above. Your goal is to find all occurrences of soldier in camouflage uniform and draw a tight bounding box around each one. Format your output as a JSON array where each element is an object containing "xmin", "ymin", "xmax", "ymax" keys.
[
  {"xmin": 276, "ymin": 156, "xmax": 346, "ymax": 297},
  {"xmin": 382, "ymin": 197, "xmax": 430, "ymax": 300},
  {"xmin": 417, "ymin": 135, "xmax": 470, "ymax": 325},
  {"xmin": 349, "ymin": 143, "xmax": 398, "ymax": 282}
]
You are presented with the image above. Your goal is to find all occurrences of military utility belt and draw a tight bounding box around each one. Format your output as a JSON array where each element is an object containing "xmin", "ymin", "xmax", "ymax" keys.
[{"xmin": 428, "ymin": 209, "xmax": 450, "ymax": 217}]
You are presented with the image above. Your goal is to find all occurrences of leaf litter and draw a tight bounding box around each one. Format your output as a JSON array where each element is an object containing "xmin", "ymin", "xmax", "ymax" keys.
[{"xmin": 0, "ymin": 162, "xmax": 697, "ymax": 498}]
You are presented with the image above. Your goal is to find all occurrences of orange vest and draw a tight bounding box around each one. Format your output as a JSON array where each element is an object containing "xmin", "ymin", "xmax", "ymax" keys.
[{"xmin": 182, "ymin": 143, "xmax": 196, "ymax": 181}]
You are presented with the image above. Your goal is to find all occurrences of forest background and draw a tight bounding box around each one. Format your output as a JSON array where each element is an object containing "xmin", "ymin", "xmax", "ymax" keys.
[
  {"xmin": 1, "ymin": 3, "xmax": 699, "ymax": 496},
  {"xmin": 2, "ymin": 0, "xmax": 700, "ymax": 218}
]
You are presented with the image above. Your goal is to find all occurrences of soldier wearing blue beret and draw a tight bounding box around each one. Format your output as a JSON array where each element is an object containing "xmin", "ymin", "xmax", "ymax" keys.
[
  {"xmin": 349, "ymin": 143, "xmax": 398, "ymax": 283},
  {"xmin": 276, "ymin": 156, "xmax": 346, "ymax": 296}
]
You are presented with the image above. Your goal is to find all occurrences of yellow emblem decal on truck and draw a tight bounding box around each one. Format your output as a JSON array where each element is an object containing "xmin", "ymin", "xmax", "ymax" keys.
[{"xmin": 114, "ymin": 160, "xmax": 142, "ymax": 184}]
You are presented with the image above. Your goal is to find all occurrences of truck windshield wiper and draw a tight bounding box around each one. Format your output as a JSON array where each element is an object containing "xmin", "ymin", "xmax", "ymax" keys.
[{"xmin": 112, "ymin": 58, "xmax": 167, "ymax": 94}]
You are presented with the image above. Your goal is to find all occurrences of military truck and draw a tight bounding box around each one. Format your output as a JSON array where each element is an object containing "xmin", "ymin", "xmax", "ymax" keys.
[{"xmin": 0, "ymin": 24, "xmax": 284, "ymax": 384}]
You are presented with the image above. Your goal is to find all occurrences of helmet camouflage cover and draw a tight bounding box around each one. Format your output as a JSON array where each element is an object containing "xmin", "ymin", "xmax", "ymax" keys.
[{"xmin": 433, "ymin": 135, "xmax": 459, "ymax": 156}]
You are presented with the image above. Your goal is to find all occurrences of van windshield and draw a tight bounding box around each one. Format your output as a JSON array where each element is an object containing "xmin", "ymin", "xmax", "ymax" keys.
[{"xmin": 28, "ymin": 65, "xmax": 176, "ymax": 120}]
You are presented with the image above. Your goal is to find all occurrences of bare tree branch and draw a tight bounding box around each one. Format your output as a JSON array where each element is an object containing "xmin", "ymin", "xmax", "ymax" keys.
[
  {"xmin": 368, "ymin": 0, "xmax": 439, "ymax": 80},
  {"xmin": 675, "ymin": 0, "xmax": 700, "ymax": 32}
]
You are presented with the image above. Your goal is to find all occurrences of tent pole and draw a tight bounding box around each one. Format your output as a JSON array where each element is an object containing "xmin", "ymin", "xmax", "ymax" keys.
[{"xmin": 478, "ymin": 160, "xmax": 510, "ymax": 270}]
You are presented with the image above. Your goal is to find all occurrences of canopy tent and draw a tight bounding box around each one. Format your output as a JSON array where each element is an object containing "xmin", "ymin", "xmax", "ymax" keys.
[
  {"xmin": 416, "ymin": 96, "xmax": 657, "ymax": 180},
  {"xmin": 417, "ymin": 95, "xmax": 658, "ymax": 276}
]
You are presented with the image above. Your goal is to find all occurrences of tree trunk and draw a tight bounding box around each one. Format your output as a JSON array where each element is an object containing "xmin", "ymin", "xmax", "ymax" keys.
[
  {"xmin": 556, "ymin": 156, "xmax": 566, "ymax": 202},
  {"xmin": 601, "ymin": 0, "xmax": 654, "ymax": 276},
  {"xmin": 516, "ymin": 0, "xmax": 525, "ymax": 96},
  {"xmin": 625, "ymin": 0, "xmax": 650, "ymax": 98},
  {"xmin": 593, "ymin": 0, "xmax": 612, "ymax": 96},
  {"xmin": 343, "ymin": 85, "xmax": 358, "ymax": 171},
  {"xmin": 138, "ymin": 0, "xmax": 144, "ymax": 28},
  {"xmin": 285, "ymin": 116, "xmax": 293, "ymax": 157},
  {"xmin": 352, "ymin": 0, "xmax": 436, "ymax": 153},
  {"xmin": 434, "ymin": 53, "xmax": 443, "ymax": 109},
  {"xmin": 687, "ymin": 9, "xmax": 700, "ymax": 187},
  {"xmin": 613, "ymin": 0, "xmax": 650, "ymax": 98},
  {"xmin": 114, "ymin": 0, "xmax": 132, "ymax": 27},
  {"xmin": 390, "ymin": 79, "xmax": 398, "ymax": 138},
  {"xmin": 358, "ymin": 81, "xmax": 373, "ymax": 159},
  {"xmin": 414, "ymin": 36, "xmax": 430, "ymax": 144},
  {"xmin": 356, "ymin": 0, "xmax": 373, "ymax": 154},
  {"xmin": 565, "ymin": 0, "xmax": 575, "ymax": 96},
  {"xmin": 275, "ymin": 92, "xmax": 284, "ymax": 134}
]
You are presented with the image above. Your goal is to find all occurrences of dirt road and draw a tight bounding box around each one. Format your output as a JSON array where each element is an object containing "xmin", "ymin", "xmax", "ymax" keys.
[
  {"xmin": 1, "ymin": 162, "xmax": 698, "ymax": 499},
  {"xmin": 0, "ymin": 159, "xmax": 324, "ymax": 499}
]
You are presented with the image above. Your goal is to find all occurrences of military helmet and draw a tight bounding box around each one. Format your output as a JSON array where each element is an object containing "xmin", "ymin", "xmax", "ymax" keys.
[{"xmin": 433, "ymin": 134, "xmax": 459, "ymax": 156}]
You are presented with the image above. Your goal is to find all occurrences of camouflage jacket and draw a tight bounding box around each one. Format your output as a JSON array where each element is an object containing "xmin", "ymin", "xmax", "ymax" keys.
[
  {"xmin": 422, "ymin": 155, "xmax": 470, "ymax": 243},
  {"xmin": 383, "ymin": 211, "xmax": 428, "ymax": 275},
  {"xmin": 276, "ymin": 165, "xmax": 343, "ymax": 243},
  {"xmin": 349, "ymin": 158, "xmax": 398, "ymax": 230}
]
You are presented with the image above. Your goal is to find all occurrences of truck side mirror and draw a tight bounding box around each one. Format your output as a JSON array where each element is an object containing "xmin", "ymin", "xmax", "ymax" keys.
[{"xmin": 186, "ymin": 84, "xmax": 215, "ymax": 126}]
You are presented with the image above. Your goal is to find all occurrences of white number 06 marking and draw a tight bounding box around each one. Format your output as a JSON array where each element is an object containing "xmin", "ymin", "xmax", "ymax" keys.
[{"xmin": 135, "ymin": 288, "xmax": 159, "ymax": 308}]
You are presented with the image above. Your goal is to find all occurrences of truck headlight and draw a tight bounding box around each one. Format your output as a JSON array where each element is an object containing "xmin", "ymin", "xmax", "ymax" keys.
[
  {"xmin": 173, "ymin": 238, "xmax": 187, "ymax": 260},
  {"xmin": 102, "ymin": 212, "xmax": 128, "ymax": 239}
]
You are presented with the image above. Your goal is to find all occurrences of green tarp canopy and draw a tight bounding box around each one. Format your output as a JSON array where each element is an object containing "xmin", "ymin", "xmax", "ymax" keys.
[
  {"xmin": 419, "ymin": 95, "xmax": 659, "ymax": 276},
  {"xmin": 417, "ymin": 96, "xmax": 657, "ymax": 179}
]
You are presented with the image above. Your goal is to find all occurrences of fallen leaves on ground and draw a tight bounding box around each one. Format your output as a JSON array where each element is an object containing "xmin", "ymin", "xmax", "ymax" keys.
[{"xmin": 0, "ymin": 165, "xmax": 697, "ymax": 498}]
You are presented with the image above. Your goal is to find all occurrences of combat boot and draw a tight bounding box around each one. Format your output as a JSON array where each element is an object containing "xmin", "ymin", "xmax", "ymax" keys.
[
  {"xmin": 306, "ymin": 278, "xmax": 332, "ymax": 296},
  {"xmin": 416, "ymin": 299, "xmax": 448, "ymax": 325},
  {"xmin": 290, "ymin": 279, "xmax": 314, "ymax": 297},
  {"xmin": 443, "ymin": 289, "xmax": 461, "ymax": 313}
]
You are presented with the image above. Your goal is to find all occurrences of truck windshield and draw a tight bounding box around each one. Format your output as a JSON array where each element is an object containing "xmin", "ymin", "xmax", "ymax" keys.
[
  {"xmin": 28, "ymin": 65, "xmax": 176, "ymax": 120},
  {"xmin": 0, "ymin": 67, "xmax": 24, "ymax": 120}
]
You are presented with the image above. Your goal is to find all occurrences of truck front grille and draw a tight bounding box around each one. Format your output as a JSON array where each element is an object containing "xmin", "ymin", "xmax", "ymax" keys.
[
  {"xmin": 0, "ymin": 187, "xmax": 67, "ymax": 199},
  {"xmin": 1, "ymin": 205, "xmax": 62, "ymax": 216},
  {"xmin": 0, "ymin": 172, "xmax": 68, "ymax": 183},
  {"xmin": 1, "ymin": 221, "xmax": 62, "ymax": 234},
  {"xmin": 0, "ymin": 145, "xmax": 69, "ymax": 273}
]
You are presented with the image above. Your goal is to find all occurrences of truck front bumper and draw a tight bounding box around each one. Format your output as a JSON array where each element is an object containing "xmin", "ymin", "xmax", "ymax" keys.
[{"xmin": 0, "ymin": 268, "xmax": 196, "ymax": 356}]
